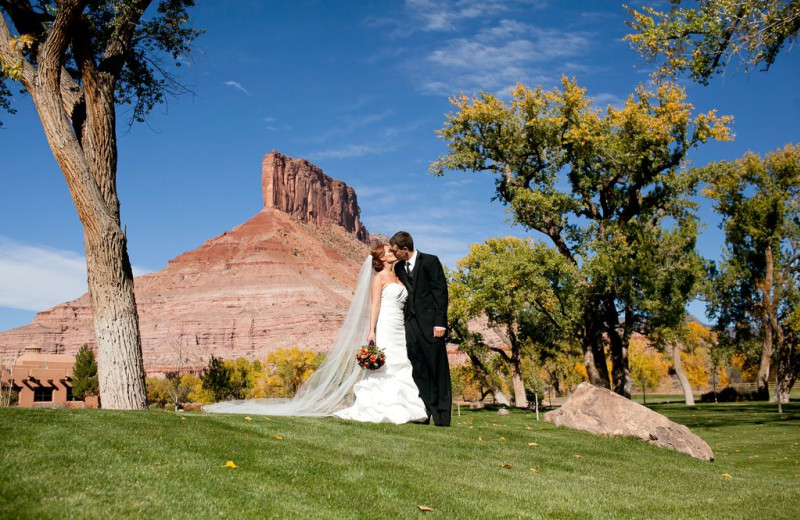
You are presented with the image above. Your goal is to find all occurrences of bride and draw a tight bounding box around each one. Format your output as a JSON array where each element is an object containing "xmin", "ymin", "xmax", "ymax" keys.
[{"xmin": 203, "ymin": 244, "xmax": 428, "ymax": 424}]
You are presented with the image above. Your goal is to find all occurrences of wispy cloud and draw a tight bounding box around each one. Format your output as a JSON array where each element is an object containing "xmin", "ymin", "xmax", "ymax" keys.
[
  {"xmin": 312, "ymin": 144, "xmax": 389, "ymax": 159},
  {"xmin": 0, "ymin": 237, "xmax": 150, "ymax": 312},
  {"xmin": 591, "ymin": 92, "xmax": 626, "ymax": 110},
  {"xmin": 419, "ymin": 21, "xmax": 593, "ymax": 95},
  {"xmin": 404, "ymin": 0, "xmax": 527, "ymax": 32},
  {"xmin": 223, "ymin": 80, "xmax": 250, "ymax": 95}
]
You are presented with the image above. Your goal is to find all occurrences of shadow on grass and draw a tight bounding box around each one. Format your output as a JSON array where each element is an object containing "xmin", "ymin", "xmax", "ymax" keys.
[{"xmin": 646, "ymin": 402, "xmax": 800, "ymax": 430}]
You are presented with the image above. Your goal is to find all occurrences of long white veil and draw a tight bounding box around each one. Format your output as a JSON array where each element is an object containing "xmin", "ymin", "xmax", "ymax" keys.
[{"xmin": 202, "ymin": 256, "xmax": 374, "ymax": 416}]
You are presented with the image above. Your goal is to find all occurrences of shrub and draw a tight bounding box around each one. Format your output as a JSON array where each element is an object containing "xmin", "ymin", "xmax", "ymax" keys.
[{"xmin": 700, "ymin": 386, "xmax": 762, "ymax": 403}]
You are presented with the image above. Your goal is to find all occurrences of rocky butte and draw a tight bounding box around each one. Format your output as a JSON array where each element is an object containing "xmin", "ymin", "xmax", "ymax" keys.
[{"xmin": 0, "ymin": 151, "xmax": 380, "ymax": 374}]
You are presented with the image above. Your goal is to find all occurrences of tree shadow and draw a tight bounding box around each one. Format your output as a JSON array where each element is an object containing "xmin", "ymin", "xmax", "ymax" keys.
[{"xmin": 647, "ymin": 402, "xmax": 800, "ymax": 430}]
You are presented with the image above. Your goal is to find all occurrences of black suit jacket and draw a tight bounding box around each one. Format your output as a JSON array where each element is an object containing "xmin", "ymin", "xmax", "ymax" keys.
[{"xmin": 396, "ymin": 251, "xmax": 448, "ymax": 344}]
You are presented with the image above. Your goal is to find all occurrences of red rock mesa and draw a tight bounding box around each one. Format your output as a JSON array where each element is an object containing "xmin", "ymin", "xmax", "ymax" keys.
[{"xmin": 0, "ymin": 151, "xmax": 374, "ymax": 374}]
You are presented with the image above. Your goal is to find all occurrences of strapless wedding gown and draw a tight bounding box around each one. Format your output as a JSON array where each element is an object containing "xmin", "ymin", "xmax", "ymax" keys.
[{"xmin": 333, "ymin": 283, "xmax": 428, "ymax": 424}]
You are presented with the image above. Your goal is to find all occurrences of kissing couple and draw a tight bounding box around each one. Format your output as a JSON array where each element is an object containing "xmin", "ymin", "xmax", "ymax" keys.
[{"xmin": 204, "ymin": 231, "xmax": 452, "ymax": 427}]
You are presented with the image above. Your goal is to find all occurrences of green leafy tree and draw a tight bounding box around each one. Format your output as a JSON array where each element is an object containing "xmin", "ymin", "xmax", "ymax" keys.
[
  {"xmin": 704, "ymin": 144, "xmax": 800, "ymax": 406},
  {"xmin": 448, "ymin": 237, "xmax": 581, "ymax": 407},
  {"xmin": 432, "ymin": 78, "xmax": 730, "ymax": 398},
  {"xmin": 72, "ymin": 344, "xmax": 99, "ymax": 400},
  {"xmin": 0, "ymin": 1, "xmax": 201, "ymax": 410},
  {"xmin": 200, "ymin": 356, "xmax": 234, "ymax": 402},
  {"xmin": 625, "ymin": 0, "xmax": 800, "ymax": 84}
]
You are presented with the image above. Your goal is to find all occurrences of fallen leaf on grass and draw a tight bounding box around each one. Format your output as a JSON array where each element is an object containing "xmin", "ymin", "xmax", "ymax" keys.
[
  {"xmin": 244, "ymin": 416, "xmax": 252, "ymax": 421},
  {"xmin": 525, "ymin": 426, "xmax": 533, "ymax": 430},
  {"xmin": 224, "ymin": 461, "xmax": 237, "ymax": 469},
  {"xmin": 417, "ymin": 505, "xmax": 434, "ymax": 512},
  {"xmin": 499, "ymin": 463, "xmax": 513, "ymax": 469},
  {"xmin": 477, "ymin": 436, "xmax": 483, "ymax": 442},
  {"xmin": 273, "ymin": 435, "xmax": 283, "ymax": 440},
  {"xmin": 264, "ymin": 417, "xmax": 272, "ymax": 421},
  {"xmin": 528, "ymin": 443, "xmax": 540, "ymax": 447},
  {"xmin": 529, "ymin": 468, "xmax": 538, "ymax": 473},
  {"xmin": 722, "ymin": 473, "xmax": 733, "ymax": 479},
  {"xmin": 500, "ymin": 437, "xmax": 507, "ymax": 442},
  {"xmin": 574, "ymin": 455, "xmax": 583, "ymax": 459}
]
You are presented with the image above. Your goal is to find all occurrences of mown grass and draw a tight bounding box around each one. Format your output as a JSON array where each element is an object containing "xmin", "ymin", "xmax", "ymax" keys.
[{"xmin": 1, "ymin": 402, "xmax": 798, "ymax": 519}]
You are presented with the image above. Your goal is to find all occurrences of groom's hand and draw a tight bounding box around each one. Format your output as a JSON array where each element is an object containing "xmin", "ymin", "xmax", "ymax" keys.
[{"xmin": 433, "ymin": 327, "xmax": 446, "ymax": 338}]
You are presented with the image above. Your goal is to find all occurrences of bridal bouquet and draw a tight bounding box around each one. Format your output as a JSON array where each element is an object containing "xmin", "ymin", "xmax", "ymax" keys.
[{"xmin": 356, "ymin": 342, "xmax": 386, "ymax": 370}]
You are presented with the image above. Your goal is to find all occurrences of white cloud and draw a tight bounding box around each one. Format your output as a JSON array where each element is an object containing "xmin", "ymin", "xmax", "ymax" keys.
[
  {"xmin": 223, "ymin": 80, "xmax": 250, "ymax": 95},
  {"xmin": 0, "ymin": 237, "xmax": 151, "ymax": 312},
  {"xmin": 591, "ymin": 92, "xmax": 626, "ymax": 110},
  {"xmin": 416, "ymin": 20, "xmax": 593, "ymax": 95},
  {"xmin": 0, "ymin": 237, "xmax": 88, "ymax": 311},
  {"xmin": 405, "ymin": 0, "xmax": 520, "ymax": 32},
  {"xmin": 312, "ymin": 144, "xmax": 389, "ymax": 159}
]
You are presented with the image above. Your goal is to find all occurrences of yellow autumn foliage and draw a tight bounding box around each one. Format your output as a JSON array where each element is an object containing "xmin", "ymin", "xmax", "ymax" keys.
[{"xmin": 251, "ymin": 346, "xmax": 324, "ymax": 398}]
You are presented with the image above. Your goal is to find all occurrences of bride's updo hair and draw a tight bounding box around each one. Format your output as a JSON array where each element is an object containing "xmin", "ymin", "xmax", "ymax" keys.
[{"xmin": 371, "ymin": 244, "xmax": 387, "ymax": 272}]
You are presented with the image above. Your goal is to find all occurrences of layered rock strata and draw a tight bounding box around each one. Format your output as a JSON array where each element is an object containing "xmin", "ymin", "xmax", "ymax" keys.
[{"xmin": 262, "ymin": 151, "xmax": 368, "ymax": 241}]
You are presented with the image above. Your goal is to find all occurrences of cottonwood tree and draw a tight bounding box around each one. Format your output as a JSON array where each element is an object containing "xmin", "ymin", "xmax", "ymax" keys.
[
  {"xmin": 448, "ymin": 237, "xmax": 581, "ymax": 407},
  {"xmin": 704, "ymin": 144, "xmax": 800, "ymax": 407},
  {"xmin": 625, "ymin": 0, "xmax": 800, "ymax": 84},
  {"xmin": 432, "ymin": 78, "xmax": 731, "ymax": 397},
  {"xmin": 0, "ymin": 1, "xmax": 201, "ymax": 409}
]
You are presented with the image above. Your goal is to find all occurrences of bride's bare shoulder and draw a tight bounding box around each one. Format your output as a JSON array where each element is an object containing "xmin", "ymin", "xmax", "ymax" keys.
[{"xmin": 372, "ymin": 270, "xmax": 389, "ymax": 288}]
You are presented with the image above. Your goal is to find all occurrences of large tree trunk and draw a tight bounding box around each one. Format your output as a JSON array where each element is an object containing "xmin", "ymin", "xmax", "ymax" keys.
[
  {"xmin": 85, "ymin": 229, "xmax": 147, "ymax": 409},
  {"xmin": 14, "ymin": 4, "xmax": 147, "ymax": 410},
  {"xmin": 605, "ymin": 298, "xmax": 631, "ymax": 398},
  {"xmin": 581, "ymin": 307, "xmax": 611, "ymax": 389},
  {"xmin": 583, "ymin": 339, "xmax": 611, "ymax": 388},
  {"xmin": 671, "ymin": 342, "xmax": 695, "ymax": 405},
  {"xmin": 756, "ymin": 245, "xmax": 776, "ymax": 401},
  {"xmin": 774, "ymin": 330, "xmax": 797, "ymax": 406},
  {"xmin": 510, "ymin": 355, "xmax": 528, "ymax": 408}
]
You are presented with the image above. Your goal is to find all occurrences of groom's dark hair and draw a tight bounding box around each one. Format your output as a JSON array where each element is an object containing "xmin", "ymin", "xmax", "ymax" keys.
[{"xmin": 390, "ymin": 231, "xmax": 414, "ymax": 251}]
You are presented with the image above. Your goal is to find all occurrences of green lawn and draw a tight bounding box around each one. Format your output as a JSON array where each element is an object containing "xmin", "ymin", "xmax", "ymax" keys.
[{"xmin": 1, "ymin": 403, "xmax": 798, "ymax": 519}]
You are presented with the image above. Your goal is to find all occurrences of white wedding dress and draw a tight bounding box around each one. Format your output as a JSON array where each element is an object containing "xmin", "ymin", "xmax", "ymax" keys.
[
  {"xmin": 333, "ymin": 283, "xmax": 428, "ymax": 424},
  {"xmin": 202, "ymin": 257, "xmax": 428, "ymax": 422}
]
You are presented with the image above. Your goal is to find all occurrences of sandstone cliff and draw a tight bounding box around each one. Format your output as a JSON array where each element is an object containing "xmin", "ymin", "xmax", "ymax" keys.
[
  {"xmin": 0, "ymin": 152, "xmax": 374, "ymax": 374},
  {"xmin": 262, "ymin": 151, "xmax": 368, "ymax": 241}
]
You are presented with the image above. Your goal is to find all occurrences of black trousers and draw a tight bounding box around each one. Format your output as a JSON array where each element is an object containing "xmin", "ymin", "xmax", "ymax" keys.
[{"xmin": 405, "ymin": 319, "xmax": 452, "ymax": 426}]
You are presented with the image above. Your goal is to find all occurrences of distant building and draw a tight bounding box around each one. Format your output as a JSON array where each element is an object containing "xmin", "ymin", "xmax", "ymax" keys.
[{"xmin": 1, "ymin": 346, "xmax": 98, "ymax": 408}]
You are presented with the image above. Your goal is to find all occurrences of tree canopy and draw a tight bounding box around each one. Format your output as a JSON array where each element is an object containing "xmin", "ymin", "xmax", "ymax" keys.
[
  {"xmin": 432, "ymin": 77, "xmax": 731, "ymax": 397},
  {"xmin": 448, "ymin": 236, "xmax": 581, "ymax": 407},
  {"xmin": 704, "ymin": 143, "xmax": 800, "ymax": 403},
  {"xmin": 625, "ymin": 0, "xmax": 800, "ymax": 84},
  {"xmin": 0, "ymin": 0, "xmax": 201, "ymax": 124}
]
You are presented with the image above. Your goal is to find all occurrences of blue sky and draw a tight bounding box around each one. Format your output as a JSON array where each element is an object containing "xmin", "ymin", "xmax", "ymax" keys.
[{"xmin": 1, "ymin": 0, "xmax": 798, "ymax": 332}]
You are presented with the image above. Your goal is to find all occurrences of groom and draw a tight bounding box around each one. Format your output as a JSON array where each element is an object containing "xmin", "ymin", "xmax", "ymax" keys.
[{"xmin": 390, "ymin": 231, "xmax": 451, "ymax": 426}]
